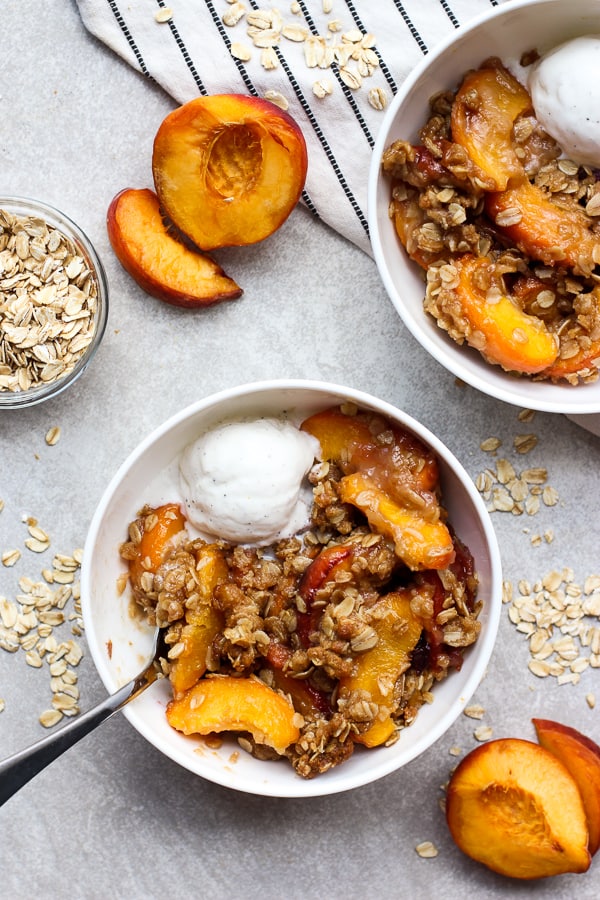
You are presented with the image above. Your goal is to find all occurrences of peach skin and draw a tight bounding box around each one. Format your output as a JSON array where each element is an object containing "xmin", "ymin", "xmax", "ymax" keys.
[
  {"xmin": 152, "ymin": 94, "xmax": 308, "ymax": 250},
  {"xmin": 107, "ymin": 188, "xmax": 242, "ymax": 307}
]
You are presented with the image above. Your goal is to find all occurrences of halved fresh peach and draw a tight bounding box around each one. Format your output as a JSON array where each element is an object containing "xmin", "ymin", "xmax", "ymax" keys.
[
  {"xmin": 431, "ymin": 255, "xmax": 559, "ymax": 374},
  {"xmin": 339, "ymin": 589, "xmax": 423, "ymax": 747},
  {"xmin": 486, "ymin": 179, "xmax": 599, "ymax": 274},
  {"xmin": 450, "ymin": 60, "xmax": 532, "ymax": 190},
  {"xmin": 533, "ymin": 718, "xmax": 600, "ymax": 856},
  {"xmin": 166, "ymin": 674, "xmax": 300, "ymax": 754},
  {"xmin": 152, "ymin": 94, "xmax": 308, "ymax": 250},
  {"xmin": 107, "ymin": 188, "xmax": 242, "ymax": 307},
  {"xmin": 446, "ymin": 738, "xmax": 591, "ymax": 879}
]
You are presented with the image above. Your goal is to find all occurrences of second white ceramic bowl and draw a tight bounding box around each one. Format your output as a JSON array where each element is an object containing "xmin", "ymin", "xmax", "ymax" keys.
[{"xmin": 369, "ymin": 0, "xmax": 600, "ymax": 414}]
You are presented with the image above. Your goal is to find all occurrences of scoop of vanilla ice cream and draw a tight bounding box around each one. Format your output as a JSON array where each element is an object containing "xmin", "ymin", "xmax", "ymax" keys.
[
  {"xmin": 528, "ymin": 36, "xmax": 600, "ymax": 168},
  {"xmin": 179, "ymin": 417, "xmax": 320, "ymax": 545}
]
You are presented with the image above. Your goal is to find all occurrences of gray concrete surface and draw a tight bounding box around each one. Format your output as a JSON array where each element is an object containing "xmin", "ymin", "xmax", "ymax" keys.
[{"xmin": 0, "ymin": 2, "xmax": 599, "ymax": 897}]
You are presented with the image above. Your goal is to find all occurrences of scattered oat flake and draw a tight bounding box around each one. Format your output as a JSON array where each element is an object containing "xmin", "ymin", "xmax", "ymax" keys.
[
  {"xmin": 480, "ymin": 437, "xmax": 501, "ymax": 452},
  {"xmin": 463, "ymin": 705, "xmax": 485, "ymax": 719},
  {"xmin": 264, "ymin": 90, "xmax": 289, "ymax": 110},
  {"xmin": 473, "ymin": 725, "xmax": 493, "ymax": 741},
  {"xmin": 514, "ymin": 433, "xmax": 538, "ymax": 454},
  {"xmin": 39, "ymin": 709, "xmax": 63, "ymax": 728},
  {"xmin": 2, "ymin": 549, "xmax": 21, "ymax": 567},
  {"xmin": 25, "ymin": 537, "xmax": 49, "ymax": 553},
  {"xmin": 154, "ymin": 7, "xmax": 173, "ymax": 23},
  {"xmin": 587, "ymin": 693, "xmax": 596, "ymax": 708},
  {"xmin": 449, "ymin": 746, "xmax": 462, "ymax": 756},
  {"xmin": 415, "ymin": 841, "xmax": 438, "ymax": 859},
  {"xmin": 517, "ymin": 408, "xmax": 535, "ymax": 422},
  {"xmin": 231, "ymin": 42, "xmax": 252, "ymax": 61},
  {"xmin": 45, "ymin": 426, "xmax": 61, "ymax": 446}
]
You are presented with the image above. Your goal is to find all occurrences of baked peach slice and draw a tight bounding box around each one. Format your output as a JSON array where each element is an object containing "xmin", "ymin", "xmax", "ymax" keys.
[
  {"xmin": 166, "ymin": 674, "xmax": 301, "ymax": 754},
  {"xmin": 169, "ymin": 544, "xmax": 228, "ymax": 696},
  {"xmin": 152, "ymin": 94, "xmax": 308, "ymax": 250},
  {"xmin": 128, "ymin": 503, "xmax": 186, "ymax": 591},
  {"xmin": 338, "ymin": 472, "xmax": 455, "ymax": 571},
  {"xmin": 450, "ymin": 60, "xmax": 532, "ymax": 190},
  {"xmin": 300, "ymin": 405, "xmax": 439, "ymax": 493},
  {"xmin": 533, "ymin": 718, "xmax": 600, "ymax": 855},
  {"xmin": 339, "ymin": 589, "xmax": 423, "ymax": 747},
  {"xmin": 107, "ymin": 188, "xmax": 242, "ymax": 307},
  {"xmin": 429, "ymin": 255, "xmax": 559, "ymax": 374},
  {"xmin": 446, "ymin": 738, "xmax": 591, "ymax": 878},
  {"xmin": 486, "ymin": 179, "xmax": 599, "ymax": 275}
]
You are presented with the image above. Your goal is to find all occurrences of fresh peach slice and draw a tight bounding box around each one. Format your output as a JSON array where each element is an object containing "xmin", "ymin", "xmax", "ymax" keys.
[
  {"xmin": 338, "ymin": 472, "xmax": 454, "ymax": 570},
  {"xmin": 446, "ymin": 738, "xmax": 591, "ymax": 878},
  {"xmin": 166, "ymin": 674, "xmax": 300, "ymax": 754},
  {"xmin": 152, "ymin": 94, "xmax": 308, "ymax": 250},
  {"xmin": 128, "ymin": 503, "xmax": 186, "ymax": 590},
  {"xmin": 339, "ymin": 589, "xmax": 423, "ymax": 747},
  {"xmin": 433, "ymin": 255, "xmax": 559, "ymax": 374},
  {"xmin": 106, "ymin": 188, "xmax": 242, "ymax": 307},
  {"xmin": 485, "ymin": 179, "xmax": 599, "ymax": 274},
  {"xmin": 450, "ymin": 60, "xmax": 532, "ymax": 190},
  {"xmin": 533, "ymin": 718, "xmax": 600, "ymax": 855}
]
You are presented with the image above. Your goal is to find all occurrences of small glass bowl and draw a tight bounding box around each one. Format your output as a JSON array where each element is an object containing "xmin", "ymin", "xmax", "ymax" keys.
[{"xmin": 0, "ymin": 196, "xmax": 108, "ymax": 410}]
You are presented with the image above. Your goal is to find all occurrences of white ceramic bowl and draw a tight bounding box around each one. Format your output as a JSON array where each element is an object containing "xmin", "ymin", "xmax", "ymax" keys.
[
  {"xmin": 369, "ymin": 0, "xmax": 600, "ymax": 414},
  {"xmin": 81, "ymin": 380, "xmax": 502, "ymax": 798}
]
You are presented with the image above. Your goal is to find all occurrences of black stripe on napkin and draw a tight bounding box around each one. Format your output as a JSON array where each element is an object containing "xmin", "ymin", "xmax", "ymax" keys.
[
  {"xmin": 106, "ymin": 0, "xmax": 150, "ymax": 75},
  {"xmin": 154, "ymin": 0, "xmax": 207, "ymax": 93},
  {"xmin": 438, "ymin": 0, "xmax": 460, "ymax": 29},
  {"xmin": 391, "ymin": 1, "xmax": 428, "ymax": 54},
  {"xmin": 204, "ymin": 0, "xmax": 257, "ymax": 95}
]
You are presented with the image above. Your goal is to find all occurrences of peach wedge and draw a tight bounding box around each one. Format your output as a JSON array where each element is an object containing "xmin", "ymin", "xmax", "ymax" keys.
[
  {"xmin": 437, "ymin": 255, "xmax": 559, "ymax": 374},
  {"xmin": 152, "ymin": 94, "xmax": 308, "ymax": 250},
  {"xmin": 450, "ymin": 60, "xmax": 532, "ymax": 190},
  {"xmin": 446, "ymin": 738, "xmax": 591, "ymax": 879},
  {"xmin": 533, "ymin": 718, "xmax": 600, "ymax": 856},
  {"xmin": 107, "ymin": 188, "xmax": 242, "ymax": 307},
  {"xmin": 166, "ymin": 675, "xmax": 300, "ymax": 755}
]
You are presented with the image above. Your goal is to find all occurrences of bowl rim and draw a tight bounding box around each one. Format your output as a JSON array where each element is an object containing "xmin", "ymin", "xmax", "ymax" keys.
[
  {"xmin": 0, "ymin": 195, "xmax": 109, "ymax": 410},
  {"xmin": 368, "ymin": 0, "xmax": 600, "ymax": 415},
  {"xmin": 81, "ymin": 378, "xmax": 503, "ymax": 797}
]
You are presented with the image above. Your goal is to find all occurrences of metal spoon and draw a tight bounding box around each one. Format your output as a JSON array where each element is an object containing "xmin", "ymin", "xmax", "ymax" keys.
[{"xmin": 0, "ymin": 628, "xmax": 166, "ymax": 806}]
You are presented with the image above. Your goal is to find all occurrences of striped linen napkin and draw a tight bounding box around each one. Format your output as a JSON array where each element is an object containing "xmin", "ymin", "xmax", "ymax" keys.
[{"xmin": 76, "ymin": 0, "xmax": 506, "ymax": 255}]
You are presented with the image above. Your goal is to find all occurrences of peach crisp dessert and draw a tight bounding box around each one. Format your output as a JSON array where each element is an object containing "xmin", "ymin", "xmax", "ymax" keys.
[
  {"xmin": 382, "ymin": 55, "xmax": 600, "ymax": 383},
  {"xmin": 119, "ymin": 404, "xmax": 481, "ymax": 778}
]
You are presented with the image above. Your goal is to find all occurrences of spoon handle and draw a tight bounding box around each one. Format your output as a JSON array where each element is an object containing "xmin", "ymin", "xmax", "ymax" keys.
[{"xmin": 0, "ymin": 674, "xmax": 152, "ymax": 806}]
